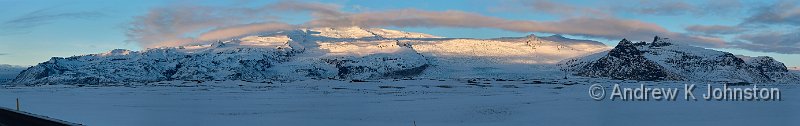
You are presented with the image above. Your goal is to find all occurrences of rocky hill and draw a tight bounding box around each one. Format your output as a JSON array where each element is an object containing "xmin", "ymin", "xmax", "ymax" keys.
[{"xmin": 561, "ymin": 36, "xmax": 799, "ymax": 83}]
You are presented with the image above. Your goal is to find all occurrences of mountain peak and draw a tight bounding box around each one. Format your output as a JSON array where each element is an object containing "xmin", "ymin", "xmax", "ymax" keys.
[
  {"xmin": 650, "ymin": 36, "xmax": 672, "ymax": 47},
  {"xmin": 608, "ymin": 38, "xmax": 644, "ymax": 58},
  {"xmin": 100, "ymin": 49, "xmax": 132, "ymax": 56},
  {"xmin": 618, "ymin": 38, "xmax": 632, "ymax": 45},
  {"xmin": 745, "ymin": 56, "xmax": 789, "ymax": 72}
]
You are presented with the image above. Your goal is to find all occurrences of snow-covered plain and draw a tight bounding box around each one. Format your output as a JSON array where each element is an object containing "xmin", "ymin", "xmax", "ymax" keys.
[{"xmin": 1, "ymin": 79, "xmax": 797, "ymax": 126}]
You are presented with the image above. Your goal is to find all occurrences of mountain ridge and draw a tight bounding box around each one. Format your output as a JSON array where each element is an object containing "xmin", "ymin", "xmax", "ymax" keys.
[
  {"xmin": 9, "ymin": 27, "xmax": 797, "ymax": 84},
  {"xmin": 11, "ymin": 27, "xmax": 608, "ymax": 85},
  {"xmin": 561, "ymin": 36, "xmax": 799, "ymax": 83},
  {"xmin": 0, "ymin": 64, "xmax": 26, "ymax": 84}
]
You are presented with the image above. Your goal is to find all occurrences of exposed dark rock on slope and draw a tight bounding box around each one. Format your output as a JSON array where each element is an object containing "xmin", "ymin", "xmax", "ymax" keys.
[{"xmin": 561, "ymin": 36, "xmax": 799, "ymax": 83}]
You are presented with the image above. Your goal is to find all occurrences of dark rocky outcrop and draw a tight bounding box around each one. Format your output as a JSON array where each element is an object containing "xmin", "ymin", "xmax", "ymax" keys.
[{"xmin": 562, "ymin": 36, "xmax": 799, "ymax": 83}]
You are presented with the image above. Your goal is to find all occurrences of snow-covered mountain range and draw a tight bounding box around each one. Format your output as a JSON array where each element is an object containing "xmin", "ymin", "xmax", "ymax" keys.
[
  {"xmin": 561, "ymin": 36, "xmax": 799, "ymax": 83},
  {"xmin": 11, "ymin": 27, "xmax": 609, "ymax": 84},
  {"xmin": 0, "ymin": 64, "xmax": 26, "ymax": 84},
  {"xmin": 8, "ymin": 27, "xmax": 798, "ymax": 84}
]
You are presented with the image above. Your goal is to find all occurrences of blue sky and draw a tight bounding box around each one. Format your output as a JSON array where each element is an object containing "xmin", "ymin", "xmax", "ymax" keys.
[{"xmin": 1, "ymin": 0, "xmax": 799, "ymax": 67}]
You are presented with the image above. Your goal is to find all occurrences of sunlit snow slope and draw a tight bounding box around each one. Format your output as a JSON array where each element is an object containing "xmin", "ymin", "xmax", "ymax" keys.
[{"xmin": 12, "ymin": 27, "xmax": 608, "ymax": 84}]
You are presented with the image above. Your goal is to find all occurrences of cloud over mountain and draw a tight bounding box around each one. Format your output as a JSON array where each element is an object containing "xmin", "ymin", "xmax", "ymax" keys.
[
  {"xmin": 125, "ymin": 0, "xmax": 800, "ymax": 55},
  {"xmin": 127, "ymin": 1, "xmax": 728, "ymax": 48},
  {"xmin": 742, "ymin": 1, "xmax": 800, "ymax": 26},
  {"xmin": 731, "ymin": 30, "xmax": 800, "ymax": 54}
]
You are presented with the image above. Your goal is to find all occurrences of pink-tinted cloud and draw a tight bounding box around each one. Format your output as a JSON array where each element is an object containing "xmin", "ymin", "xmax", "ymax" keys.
[
  {"xmin": 126, "ymin": 1, "xmax": 726, "ymax": 48},
  {"xmin": 125, "ymin": 3, "xmax": 284, "ymax": 48},
  {"xmin": 525, "ymin": 0, "xmax": 610, "ymax": 17},
  {"xmin": 305, "ymin": 9, "xmax": 724, "ymax": 47},
  {"xmin": 267, "ymin": 0, "xmax": 345, "ymax": 18},
  {"xmin": 126, "ymin": 5, "xmax": 242, "ymax": 48}
]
